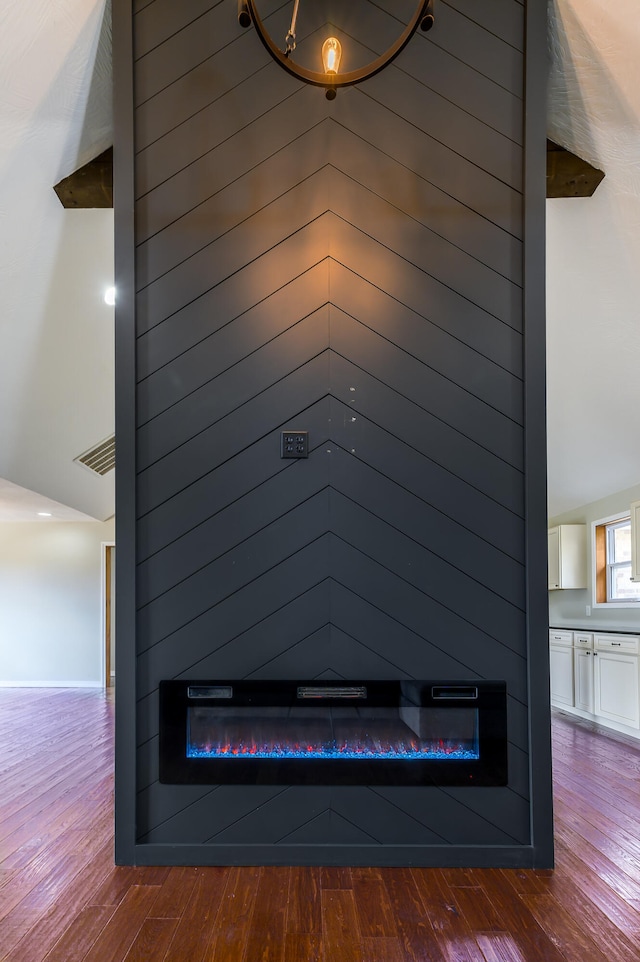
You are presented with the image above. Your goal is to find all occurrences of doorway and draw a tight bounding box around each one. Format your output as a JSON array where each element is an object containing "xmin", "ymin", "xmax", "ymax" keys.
[{"xmin": 102, "ymin": 542, "xmax": 115, "ymax": 688}]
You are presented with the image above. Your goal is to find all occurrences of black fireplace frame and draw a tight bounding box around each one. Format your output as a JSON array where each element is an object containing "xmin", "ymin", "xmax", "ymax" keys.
[{"xmin": 159, "ymin": 679, "xmax": 508, "ymax": 788}]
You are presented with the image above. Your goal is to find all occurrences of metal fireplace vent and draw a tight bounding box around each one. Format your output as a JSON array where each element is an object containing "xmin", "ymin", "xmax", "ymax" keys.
[{"xmin": 74, "ymin": 435, "xmax": 115, "ymax": 475}]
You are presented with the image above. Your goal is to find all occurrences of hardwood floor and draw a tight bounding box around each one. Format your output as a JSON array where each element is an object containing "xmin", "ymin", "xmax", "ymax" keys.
[{"xmin": 2, "ymin": 689, "xmax": 640, "ymax": 961}]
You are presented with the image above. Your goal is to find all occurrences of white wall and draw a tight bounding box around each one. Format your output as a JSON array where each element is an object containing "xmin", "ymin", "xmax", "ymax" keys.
[
  {"xmin": 549, "ymin": 482, "xmax": 640, "ymax": 631},
  {"xmin": 0, "ymin": 0, "xmax": 115, "ymax": 521},
  {"xmin": 0, "ymin": 519, "xmax": 114, "ymax": 685},
  {"xmin": 546, "ymin": 0, "xmax": 640, "ymax": 518},
  {"xmin": 0, "ymin": 208, "xmax": 115, "ymax": 521}
]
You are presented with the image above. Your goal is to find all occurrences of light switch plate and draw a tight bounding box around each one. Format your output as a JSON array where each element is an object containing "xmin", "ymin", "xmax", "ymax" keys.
[{"xmin": 281, "ymin": 431, "xmax": 309, "ymax": 458}]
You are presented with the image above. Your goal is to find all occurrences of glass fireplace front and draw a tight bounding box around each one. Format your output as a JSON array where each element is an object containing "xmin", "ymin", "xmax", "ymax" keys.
[{"xmin": 159, "ymin": 680, "xmax": 508, "ymax": 786}]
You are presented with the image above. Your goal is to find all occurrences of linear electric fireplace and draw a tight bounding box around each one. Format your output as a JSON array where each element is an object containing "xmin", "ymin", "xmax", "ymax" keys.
[{"xmin": 159, "ymin": 680, "xmax": 508, "ymax": 787}]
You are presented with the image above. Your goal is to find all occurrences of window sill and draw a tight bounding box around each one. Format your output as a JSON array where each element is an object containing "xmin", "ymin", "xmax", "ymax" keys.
[{"xmin": 593, "ymin": 601, "xmax": 640, "ymax": 609}]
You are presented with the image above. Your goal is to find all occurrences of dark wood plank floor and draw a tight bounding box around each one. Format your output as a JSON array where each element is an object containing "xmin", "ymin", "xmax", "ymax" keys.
[{"xmin": 2, "ymin": 689, "xmax": 640, "ymax": 961}]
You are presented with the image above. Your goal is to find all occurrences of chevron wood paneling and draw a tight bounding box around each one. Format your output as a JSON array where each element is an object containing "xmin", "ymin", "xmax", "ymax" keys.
[
  {"xmin": 128, "ymin": 0, "xmax": 537, "ymax": 859},
  {"xmin": 136, "ymin": 780, "xmax": 530, "ymax": 848},
  {"xmin": 136, "ymin": 399, "xmax": 334, "ymax": 557}
]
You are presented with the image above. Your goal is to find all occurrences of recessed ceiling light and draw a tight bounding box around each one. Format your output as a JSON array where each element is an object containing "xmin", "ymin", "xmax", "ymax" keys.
[
  {"xmin": 37, "ymin": 511, "xmax": 52, "ymax": 517},
  {"xmin": 104, "ymin": 286, "xmax": 116, "ymax": 306}
]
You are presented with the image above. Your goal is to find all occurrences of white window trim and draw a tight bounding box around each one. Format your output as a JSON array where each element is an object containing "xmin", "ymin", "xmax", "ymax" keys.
[{"xmin": 592, "ymin": 512, "xmax": 640, "ymax": 609}]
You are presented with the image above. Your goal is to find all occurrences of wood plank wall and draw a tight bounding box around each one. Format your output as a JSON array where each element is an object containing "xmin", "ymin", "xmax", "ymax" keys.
[{"xmin": 117, "ymin": 0, "xmax": 550, "ymax": 864}]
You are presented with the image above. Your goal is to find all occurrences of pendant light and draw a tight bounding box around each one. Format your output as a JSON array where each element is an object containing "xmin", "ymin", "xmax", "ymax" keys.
[{"xmin": 238, "ymin": 0, "xmax": 435, "ymax": 100}]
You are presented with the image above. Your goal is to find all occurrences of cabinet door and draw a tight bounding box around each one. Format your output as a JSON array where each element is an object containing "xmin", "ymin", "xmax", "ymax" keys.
[
  {"xmin": 631, "ymin": 501, "xmax": 640, "ymax": 582},
  {"xmin": 574, "ymin": 648, "xmax": 594, "ymax": 713},
  {"xmin": 550, "ymin": 644, "xmax": 574, "ymax": 707},
  {"xmin": 548, "ymin": 528, "xmax": 560, "ymax": 589},
  {"xmin": 547, "ymin": 526, "xmax": 586, "ymax": 589},
  {"xmin": 594, "ymin": 651, "xmax": 640, "ymax": 728}
]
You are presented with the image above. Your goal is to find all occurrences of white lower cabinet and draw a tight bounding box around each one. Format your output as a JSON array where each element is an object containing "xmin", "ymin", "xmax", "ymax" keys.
[
  {"xmin": 593, "ymin": 634, "xmax": 640, "ymax": 729},
  {"xmin": 550, "ymin": 629, "xmax": 640, "ymax": 735},
  {"xmin": 549, "ymin": 630, "xmax": 574, "ymax": 708},
  {"xmin": 573, "ymin": 633, "xmax": 594, "ymax": 713}
]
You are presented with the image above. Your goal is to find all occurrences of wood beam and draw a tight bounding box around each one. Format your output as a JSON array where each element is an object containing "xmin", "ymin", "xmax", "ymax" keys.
[
  {"xmin": 54, "ymin": 140, "xmax": 604, "ymax": 208},
  {"xmin": 546, "ymin": 140, "xmax": 605, "ymax": 198},
  {"xmin": 53, "ymin": 143, "xmax": 603, "ymax": 207},
  {"xmin": 53, "ymin": 147, "xmax": 113, "ymax": 208}
]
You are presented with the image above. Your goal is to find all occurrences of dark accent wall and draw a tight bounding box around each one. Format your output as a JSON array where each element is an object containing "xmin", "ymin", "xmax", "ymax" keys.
[{"xmin": 114, "ymin": 0, "xmax": 552, "ymax": 866}]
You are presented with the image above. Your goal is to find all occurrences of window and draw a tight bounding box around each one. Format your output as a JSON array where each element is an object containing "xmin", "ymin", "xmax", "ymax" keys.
[{"xmin": 594, "ymin": 516, "xmax": 640, "ymax": 604}]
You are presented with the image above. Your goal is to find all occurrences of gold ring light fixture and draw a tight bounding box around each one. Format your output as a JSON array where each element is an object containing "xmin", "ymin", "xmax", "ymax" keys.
[{"xmin": 238, "ymin": 0, "xmax": 435, "ymax": 100}]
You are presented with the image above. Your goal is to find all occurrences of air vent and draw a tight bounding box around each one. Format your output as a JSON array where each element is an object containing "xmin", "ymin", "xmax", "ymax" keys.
[{"xmin": 74, "ymin": 435, "xmax": 115, "ymax": 476}]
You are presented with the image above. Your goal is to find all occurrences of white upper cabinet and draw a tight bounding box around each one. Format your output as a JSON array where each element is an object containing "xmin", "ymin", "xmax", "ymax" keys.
[
  {"xmin": 548, "ymin": 524, "xmax": 587, "ymax": 590},
  {"xmin": 630, "ymin": 500, "xmax": 640, "ymax": 582}
]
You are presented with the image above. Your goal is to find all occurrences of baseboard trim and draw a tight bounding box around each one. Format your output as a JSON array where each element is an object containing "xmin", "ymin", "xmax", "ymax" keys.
[
  {"xmin": 0, "ymin": 680, "xmax": 102, "ymax": 688},
  {"xmin": 120, "ymin": 842, "xmax": 551, "ymax": 870}
]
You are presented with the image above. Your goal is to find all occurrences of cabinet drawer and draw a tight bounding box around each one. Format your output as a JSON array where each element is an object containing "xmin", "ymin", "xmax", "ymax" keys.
[
  {"xmin": 594, "ymin": 633, "xmax": 639, "ymax": 654},
  {"xmin": 574, "ymin": 632, "xmax": 593, "ymax": 650},
  {"xmin": 549, "ymin": 629, "xmax": 573, "ymax": 647}
]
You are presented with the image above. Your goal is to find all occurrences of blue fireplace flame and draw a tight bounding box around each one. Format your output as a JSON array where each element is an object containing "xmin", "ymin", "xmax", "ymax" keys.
[{"xmin": 187, "ymin": 739, "xmax": 479, "ymax": 760}]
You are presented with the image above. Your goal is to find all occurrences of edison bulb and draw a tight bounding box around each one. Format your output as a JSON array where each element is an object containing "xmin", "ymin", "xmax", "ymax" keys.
[{"xmin": 321, "ymin": 37, "xmax": 342, "ymax": 74}]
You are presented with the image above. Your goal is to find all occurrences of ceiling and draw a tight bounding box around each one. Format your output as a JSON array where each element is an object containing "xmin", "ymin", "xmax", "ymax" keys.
[
  {"xmin": 0, "ymin": 0, "xmax": 638, "ymax": 522},
  {"xmin": 0, "ymin": 0, "xmax": 114, "ymax": 522},
  {"xmin": 0, "ymin": 477, "xmax": 97, "ymax": 522}
]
